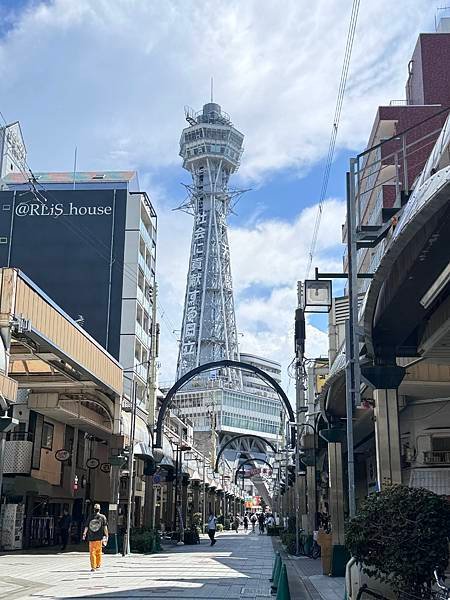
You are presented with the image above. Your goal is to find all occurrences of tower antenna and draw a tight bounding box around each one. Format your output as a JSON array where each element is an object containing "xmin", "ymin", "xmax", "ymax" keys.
[{"xmin": 210, "ymin": 77, "xmax": 214, "ymax": 103}]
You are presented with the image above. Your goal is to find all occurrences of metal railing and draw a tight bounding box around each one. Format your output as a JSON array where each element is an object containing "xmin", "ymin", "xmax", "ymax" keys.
[{"xmin": 423, "ymin": 450, "xmax": 450, "ymax": 465}]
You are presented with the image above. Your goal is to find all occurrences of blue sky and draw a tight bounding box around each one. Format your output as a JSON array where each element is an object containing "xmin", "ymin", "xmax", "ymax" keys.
[{"xmin": 0, "ymin": 0, "xmax": 442, "ymax": 391}]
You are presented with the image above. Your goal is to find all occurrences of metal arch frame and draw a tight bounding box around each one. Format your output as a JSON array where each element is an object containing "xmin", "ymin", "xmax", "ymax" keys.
[
  {"xmin": 214, "ymin": 434, "xmax": 277, "ymax": 472},
  {"xmin": 154, "ymin": 359, "xmax": 295, "ymax": 448},
  {"xmin": 235, "ymin": 458, "xmax": 273, "ymax": 485}
]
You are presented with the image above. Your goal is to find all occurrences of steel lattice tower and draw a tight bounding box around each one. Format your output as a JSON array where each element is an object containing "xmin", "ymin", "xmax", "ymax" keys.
[{"xmin": 176, "ymin": 102, "xmax": 244, "ymax": 387}]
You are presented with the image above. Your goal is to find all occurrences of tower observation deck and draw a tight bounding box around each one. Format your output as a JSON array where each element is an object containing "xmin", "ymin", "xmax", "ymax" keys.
[{"xmin": 176, "ymin": 102, "xmax": 244, "ymax": 388}]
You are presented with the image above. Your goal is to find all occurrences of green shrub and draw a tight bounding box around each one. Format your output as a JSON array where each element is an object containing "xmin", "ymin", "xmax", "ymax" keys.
[
  {"xmin": 266, "ymin": 525, "xmax": 281, "ymax": 536},
  {"xmin": 287, "ymin": 515, "xmax": 296, "ymax": 534},
  {"xmin": 280, "ymin": 531, "xmax": 296, "ymax": 554},
  {"xmin": 346, "ymin": 484, "xmax": 450, "ymax": 597},
  {"xmin": 192, "ymin": 513, "xmax": 202, "ymax": 527},
  {"xmin": 130, "ymin": 528, "xmax": 161, "ymax": 554}
]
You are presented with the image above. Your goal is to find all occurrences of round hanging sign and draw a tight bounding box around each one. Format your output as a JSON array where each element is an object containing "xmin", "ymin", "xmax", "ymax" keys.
[
  {"xmin": 100, "ymin": 463, "xmax": 111, "ymax": 473},
  {"xmin": 86, "ymin": 458, "xmax": 100, "ymax": 469},
  {"xmin": 55, "ymin": 449, "xmax": 71, "ymax": 462}
]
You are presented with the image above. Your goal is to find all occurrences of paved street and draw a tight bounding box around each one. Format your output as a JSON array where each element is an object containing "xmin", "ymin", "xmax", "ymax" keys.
[{"xmin": 0, "ymin": 531, "xmax": 275, "ymax": 600}]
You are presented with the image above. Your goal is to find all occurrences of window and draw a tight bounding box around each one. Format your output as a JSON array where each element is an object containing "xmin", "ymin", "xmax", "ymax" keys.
[
  {"xmin": 432, "ymin": 437, "xmax": 450, "ymax": 451},
  {"xmin": 41, "ymin": 422, "xmax": 54, "ymax": 450},
  {"xmin": 138, "ymin": 268, "xmax": 144, "ymax": 291}
]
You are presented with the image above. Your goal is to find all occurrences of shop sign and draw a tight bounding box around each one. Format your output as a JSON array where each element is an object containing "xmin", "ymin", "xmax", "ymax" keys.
[
  {"xmin": 55, "ymin": 449, "xmax": 71, "ymax": 462},
  {"xmin": 86, "ymin": 458, "xmax": 100, "ymax": 469},
  {"xmin": 100, "ymin": 463, "xmax": 111, "ymax": 473}
]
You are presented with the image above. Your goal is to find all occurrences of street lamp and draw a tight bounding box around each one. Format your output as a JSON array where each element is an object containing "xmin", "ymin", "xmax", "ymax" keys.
[
  {"xmin": 304, "ymin": 279, "xmax": 332, "ymax": 313},
  {"xmin": 173, "ymin": 441, "xmax": 191, "ymax": 544}
]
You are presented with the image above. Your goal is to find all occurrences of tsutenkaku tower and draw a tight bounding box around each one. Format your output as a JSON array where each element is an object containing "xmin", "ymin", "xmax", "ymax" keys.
[{"xmin": 176, "ymin": 102, "xmax": 244, "ymax": 387}]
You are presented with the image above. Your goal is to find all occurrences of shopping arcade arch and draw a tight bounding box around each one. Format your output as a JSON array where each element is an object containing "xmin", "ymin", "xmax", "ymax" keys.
[
  {"xmin": 235, "ymin": 458, "xmax": 273, "ymax": 485},
  {"xmin": 154, "ymin": 359, "xmax": 294, "ymax": 449},
  {"xmin": 214, "ymin": 434, "xmax": 277, "ymax": 472}
]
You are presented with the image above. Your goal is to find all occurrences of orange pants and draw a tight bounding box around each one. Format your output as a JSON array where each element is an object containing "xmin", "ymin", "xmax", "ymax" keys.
[{"xmin": 89, "ymin": 540, "xmax": 103, "ymax": 569}]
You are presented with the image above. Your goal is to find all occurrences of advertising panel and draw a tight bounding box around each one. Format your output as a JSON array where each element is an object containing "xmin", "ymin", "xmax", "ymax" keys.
[{"xmin": 0, "ymin": 188, "xmax": 127, "ymax": 358}]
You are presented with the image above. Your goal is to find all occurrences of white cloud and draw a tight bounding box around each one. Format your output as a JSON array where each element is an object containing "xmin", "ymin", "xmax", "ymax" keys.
[
  {"xmin": 230, "ymin": 199, "xmax": 345, "ymax": 292},
  {"xmin": 0, "ymin": 0, "xmax": 441, "ymax": 394},
  {"xmin": 0, "ymin": 0, "xmax": 441, "ymax": 183}
]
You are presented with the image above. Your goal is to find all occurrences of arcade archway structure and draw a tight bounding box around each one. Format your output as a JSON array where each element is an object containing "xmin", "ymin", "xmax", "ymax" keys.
[
  {"xmin": 154, "ymin": 359, "xmax": 295, "ymax": 449},
  {"xmin": 214, "ymin": 434, "xmax": 277, "ymax": 473},
  {"xmin": 235, "ymin": 458, "xmax": 273, "ymax": 485}
]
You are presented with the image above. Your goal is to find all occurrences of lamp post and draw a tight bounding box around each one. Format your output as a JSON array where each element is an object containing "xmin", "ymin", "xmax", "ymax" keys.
[
  {"xmin": 221, "ymin": 471, "xmax": 231, "ymax": 522},
  {"xmin": 297, "ymin": 421, "xmax": 318, "ymax": 535},
  {"xmin": 124, "ymin": 378, "xmax": 137, "ymax": 556},
  {"xmin": 172, "ymin": 440, "xmax": 191, "ymax": 543},
  {"xmin": 294, "ymin": 282, "xmax": 307, "ymax": 556}
]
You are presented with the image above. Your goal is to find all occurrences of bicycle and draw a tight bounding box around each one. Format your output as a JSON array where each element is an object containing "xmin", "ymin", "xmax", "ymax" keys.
[
  {"xmin": 433, "ymin": 570, "xmax": 449, "ymax": 600},
  {"xmin": 297, "ymin": 530, "xmax": 321, "ymax": 559}
]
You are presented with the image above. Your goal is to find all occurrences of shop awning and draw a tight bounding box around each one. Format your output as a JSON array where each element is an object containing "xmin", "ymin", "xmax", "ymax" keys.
[
  {"xmin": 122, "ymin": 412, "xmax": 150, "ymax": 445},
  {"xmin": 133, "ymin": 442, "xmax": 153, "ymax": 459},
  {"xmin": 409, "ymin": 468, "xmax": 450, "ymax": 496},
  {"xmin": 3, "ymin": 475, "xmax": 56, "ymax": 497}
]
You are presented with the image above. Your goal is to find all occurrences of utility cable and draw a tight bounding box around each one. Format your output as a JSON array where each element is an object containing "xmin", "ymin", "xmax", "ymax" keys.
[
  {"xmin": 305, "ymin": 0, "xmax": 361, "ymax": 279},
  {"xmin": 0, "ymin": 111, "xmax": 179, "ymax": 345}
]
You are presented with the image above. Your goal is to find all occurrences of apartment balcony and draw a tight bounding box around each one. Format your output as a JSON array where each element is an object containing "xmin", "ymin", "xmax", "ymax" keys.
[
  {"xmin": 423, "ymin": 451, "xmax": 450, "ymax": 465},
  {"xmin": 140, "ymin": 221, "xmax": 155, "ymax": 251},
  {"xmin": 3, "ymin": 433, "xmax": 33, "ymax": 475}
]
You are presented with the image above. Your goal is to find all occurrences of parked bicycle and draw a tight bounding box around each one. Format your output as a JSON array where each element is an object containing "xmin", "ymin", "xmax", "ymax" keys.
[
  {"xmin": 433, "ymin": 570, "xmax": 449, "ymax": 600},
  {"xmin": 297, "ymin": 529, "xmax": 321, "ymax": 559},
  {"xmin": 356, "ymin": 571, "xmax": 449, "ymax": 600}
]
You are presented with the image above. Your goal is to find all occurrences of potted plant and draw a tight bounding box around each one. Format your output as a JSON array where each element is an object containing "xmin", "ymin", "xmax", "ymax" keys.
[{"xmin": 346, "ymin": 485, "xmax": 450, "ymax": 598}]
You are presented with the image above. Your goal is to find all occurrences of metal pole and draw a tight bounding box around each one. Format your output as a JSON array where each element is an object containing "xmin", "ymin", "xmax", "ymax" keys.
[
  {"xmin": 345, "ymin": 320, "xmax": 356, "ymax": 518},
  {"xmin": 295, "ymin": 281, "xmax": 306, "ymax": 555},
  {"xmin": 0, "ymin": 433, "xmax": 5, "ymax": 503},
  {"xmin": 402, "ymin": 133, "xmax": 409, "ymax": 195},
  {"xmin": 202, "ymin": 460, "xmax": 206, "ymax": 531},
  {"xmin": 125, "ymin": 379, "xmax": 137, "ymax": 555},
  {"xmin": 345, "ymin": 162, "xmax": 360, "ymax": 519},
  {"xmin": 173, "ymin": 444, "xmax": 180, "ymax": 532}
]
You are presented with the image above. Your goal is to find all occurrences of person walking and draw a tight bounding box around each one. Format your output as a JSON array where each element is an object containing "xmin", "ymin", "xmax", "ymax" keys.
[
  {"xmin": 59, "ymin": 509, "xmax": 72, "ymax": 551},
  {"xmin": 250, "ymin": 512, "xmax": 257, "ymax": 533},
  {"xmin": 234, "ymin": 515, "xmax": 241, "ymax": 532},
  {"xmin": 243, "ymin": 514, "xmax": 249, "ymax": 532},
  {"xmin": 258, "ymin": 512, "xmax": 266, "ymax": 535},
  {"xmin": 82, "ymin": 503, "xmax": 108, "ymax": 572},
  {"xmin": 207, "ymin": 511, "xmax": 217, "ymax": 546}
]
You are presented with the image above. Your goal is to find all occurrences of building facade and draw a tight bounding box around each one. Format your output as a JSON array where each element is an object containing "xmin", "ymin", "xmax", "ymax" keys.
[
  {"xmin": 0, "ymin": 122, "xmax": 26, "ymax": 180},
  {"xmin": 0, "ymin": 170, "xmax": 157, "ymax": 409},
  {"xmin": 303, "ymin": 22, "xmax": 450, "ymax": 577},
  {"xmin": 240, "ymin": 353, "xmax": 282, "ymax": 401}
]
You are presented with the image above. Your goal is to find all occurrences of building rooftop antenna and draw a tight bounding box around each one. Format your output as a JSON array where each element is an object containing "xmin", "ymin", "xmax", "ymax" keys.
[{"xmin": 210, "ymin": 77, "xmax": 214, "ymax": 103}]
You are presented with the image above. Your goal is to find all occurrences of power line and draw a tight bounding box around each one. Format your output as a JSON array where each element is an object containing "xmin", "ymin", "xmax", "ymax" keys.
[
  {"xmin": 0, "ymin": 113, "xmax": 179, "ymax": 346},
  {"xmin": 304, "ymin": 0, "xmax": 361, "ymax": 279}
]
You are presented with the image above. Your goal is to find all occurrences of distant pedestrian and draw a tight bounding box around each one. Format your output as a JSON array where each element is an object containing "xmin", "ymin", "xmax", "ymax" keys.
[
  {"xmin": 258, "ymin": 512, "xmax": 266, "ymax": 534},
  {"xmin": 207, "ymin": 511, "xmax": 217, "ymax": 546},
  {"xmin": 250, "ymin": 513, "xmax": 257, "ymax": 533},
  {"xmin": 59, "ymin": 509, "xmax": 72, "ymax": 551},
  {"xmin": 82, "ymin": 503, "xmax": 108, "ymax": 572},
  {"xmin": 243, "ymin": 514, "xmax": 249, "ymax": 531},
  {"xmin": 234, "ymin": 515, "xmax": 241, "ymax": 532}
]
